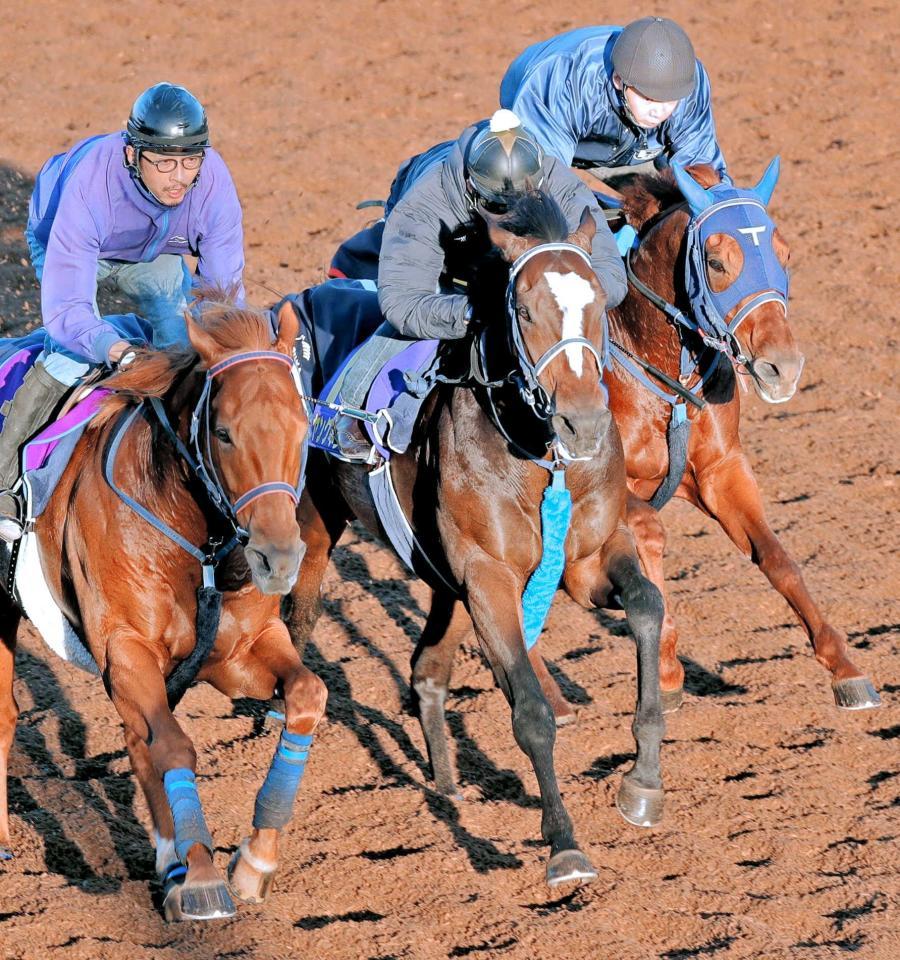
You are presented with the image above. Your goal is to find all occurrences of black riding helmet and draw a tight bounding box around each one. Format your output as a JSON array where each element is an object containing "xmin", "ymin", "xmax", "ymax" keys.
[
  {"xmin": 126, "ymin": 82, "xmax": 210, "ymax": 153},
  {"xmin": 611, "ymin": 17, "xmax": 696, "ymax": 102},
  {"xmin": 465, "ymin": 110, "xmax": 544, "ymax": 210}
]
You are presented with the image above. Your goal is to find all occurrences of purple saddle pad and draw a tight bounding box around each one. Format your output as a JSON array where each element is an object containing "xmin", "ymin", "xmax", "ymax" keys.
[
  {"xmin": 0, "ymin": 345, "xmax": 43, "ymax": 433},
  {"xmin": 24, "ymin": 388, "xmax": 111, "ymax": 473},
  {"xmin": 310, "ymin": 339, "xmax": 439, "ymax": 460}
]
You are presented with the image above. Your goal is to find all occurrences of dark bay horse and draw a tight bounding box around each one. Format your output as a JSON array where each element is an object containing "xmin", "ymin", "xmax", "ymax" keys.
[
  {"xmin": 417, "ymin": 163, "xmax": 878, "ymax": 721},
  {"xmin": 0, "ymin": 295, "xmax": 327, "ymax": 920},
  {"xmin": 287, "ymin": 194, "xmax": 666, "ymax": 887}
]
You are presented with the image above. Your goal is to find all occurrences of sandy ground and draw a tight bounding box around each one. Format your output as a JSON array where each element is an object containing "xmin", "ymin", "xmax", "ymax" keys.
[{"xmin": 0, "ymin": 1, "xmax": 898, "ymax": 958}]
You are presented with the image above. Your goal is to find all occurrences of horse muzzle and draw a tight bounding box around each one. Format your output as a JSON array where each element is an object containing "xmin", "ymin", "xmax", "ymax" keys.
[
  {"xmin": 245, "ymin": 536, "xmax": 306, "ymax": 595},
  {"xmin": 551, "ymin": 407, "xmax": 612, "ymax": 460},
  {"xmin": 748, "ymin": 350, "xmax": 805, "ymax": 404}
]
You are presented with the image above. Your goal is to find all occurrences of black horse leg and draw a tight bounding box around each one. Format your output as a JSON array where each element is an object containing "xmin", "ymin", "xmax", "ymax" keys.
[
  {"xmin": 604, "ymin": 534, "xmax": 666, "ymax": 827},
  {"xmin": 411, "ymin": 590, "xmax": 471, "ymax": 795},
  {"xmin": 466, "ymin": 559, "xmax": 597, "ymax": 887}
]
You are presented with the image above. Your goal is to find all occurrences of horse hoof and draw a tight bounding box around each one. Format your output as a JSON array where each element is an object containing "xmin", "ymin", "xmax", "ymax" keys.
[
  {"xmin": 227, "ymin": 840, "xmax": 276, "ymax": 904},
  {"xmin": 180, "ymin": 880, "xmax": 237, "ymax": 920},
  {"xmin": 616, "ymin": 778, "xmax": 664, "ymax": 828},
  {"xmin": 162, "ymin": 880, "xmax": 184, "ymax": 923},
  {"xmin": 554, "ymin": 705, "xmax": 579, "ymax": 727},
  {"xmin": 661, "ymin": 687, "xmax": 684, "ymax": 714},
  {"xmin": 0, "ymin": 844, "xmax": 13, "ymax": 862},
  {"xmin": 833, "ymin": 677, "xmax": 881, "ymax": 711},
  {"xmin": 546, "ymin": 849, "xmax": 598, "ymax": 888}
]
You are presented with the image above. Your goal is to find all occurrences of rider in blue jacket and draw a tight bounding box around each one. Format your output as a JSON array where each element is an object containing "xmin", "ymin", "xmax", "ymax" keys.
[
  {"xmin": 500, "ymin": 17, "xmax": 730, "ymax": 182},
  {"xmin": 0, "ymin": 82, "xmax": 244, "ymax": 541}
]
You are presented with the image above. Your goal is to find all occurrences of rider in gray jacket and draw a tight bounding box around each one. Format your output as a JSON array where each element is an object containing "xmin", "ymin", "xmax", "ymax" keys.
[{"xmin": 335, "ymin": 110, "xmax": 626, "ymax": 457}]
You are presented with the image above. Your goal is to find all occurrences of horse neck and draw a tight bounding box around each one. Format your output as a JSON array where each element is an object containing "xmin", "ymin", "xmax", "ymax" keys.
[{"xmin": 611, "ymin": 210, "xmax": 688, "ymax": 375}]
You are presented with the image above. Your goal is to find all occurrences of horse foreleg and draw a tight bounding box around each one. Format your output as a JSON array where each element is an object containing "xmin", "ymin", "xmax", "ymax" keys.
[
  {"xmin": 602, "ymin": 530, "xmax": 666, "ymax": 827},
  {"xmin": 0, "ymin": 597, "xmax": 20, "ymax": 860},
  {"xmin": 411, "ymin": 590, "xmax": 471, "ymax": 795},
  {"xmin": 697, "ymin": 455, "xmax": 879, "ymax": 709},
  {"xmin": 284, "ymin": 490, "xmax": 347, "ymax": 660},
  {"xmin": 122, "ymin": 727, "xmax": 184, "ymax": 921},
  {"xmin": 626, "ymin": 494, "xmax": 684, "ymax": 712},
  {"xmin": 465, "ymin": 557, "xmax": 597, "ymax": 888},
  {"xmin": 107, "ymin": 635, "xmax": 234, "ymax": 921},
  {"xmin": 210, "ymin": 622, "xmax": 327, "ymax": 904}
]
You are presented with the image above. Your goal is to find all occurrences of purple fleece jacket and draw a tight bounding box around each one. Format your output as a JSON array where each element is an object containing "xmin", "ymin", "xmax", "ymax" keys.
[{"xmin": 28, "ymin": 132, "xmax": 244, "ymax": 362}]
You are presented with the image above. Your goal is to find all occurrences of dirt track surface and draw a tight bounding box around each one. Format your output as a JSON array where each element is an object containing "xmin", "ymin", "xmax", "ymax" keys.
[{"xmin": 1, "ymin": 1, "xmax": 898, "ymax": 958}]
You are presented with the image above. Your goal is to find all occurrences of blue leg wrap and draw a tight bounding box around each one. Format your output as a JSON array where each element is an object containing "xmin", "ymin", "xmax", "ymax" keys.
[
  {"xmin": 253, "ymin": 730, "xmax": 313, "ymax": 830},
  {"xmin": 522, "ymin": 470, "xmax": 572, "ymax": 651},
  {"xmin": 163, "ymin": 768, "xmax": 215, "ymax": 862}
]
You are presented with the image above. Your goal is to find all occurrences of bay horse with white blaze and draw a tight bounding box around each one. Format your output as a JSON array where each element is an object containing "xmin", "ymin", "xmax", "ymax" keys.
[
  {"xmin": 0, "ymin": 293, "xmax": 327, "ymax": 921},
  {"xmin": 286, "ymin": 193, "xmax": 666, "ymax": 887}
]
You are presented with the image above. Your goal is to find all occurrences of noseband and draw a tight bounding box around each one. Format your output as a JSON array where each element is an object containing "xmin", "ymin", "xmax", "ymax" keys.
[{"xmin": 502, "ymin": 242, "xmax": 608, "ymax": 421}]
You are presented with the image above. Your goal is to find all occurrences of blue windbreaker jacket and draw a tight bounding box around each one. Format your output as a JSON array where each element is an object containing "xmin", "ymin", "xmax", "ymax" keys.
[
  {"xmin": 500, "ymin": 27, "xmax": 729, "ymax": 181},
  {"xmin": 27, "ymin": 132, "xmax": 244, "ymax": 363}
]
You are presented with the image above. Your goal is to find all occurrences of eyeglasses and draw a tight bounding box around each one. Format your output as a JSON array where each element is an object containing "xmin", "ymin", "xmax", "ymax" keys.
[{"xmin": 140, "ymin": 153, "xmax": 205, "ymax": 173}]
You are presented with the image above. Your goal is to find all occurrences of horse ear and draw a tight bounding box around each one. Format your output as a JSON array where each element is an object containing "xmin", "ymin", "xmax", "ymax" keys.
[
  {"xmin": 488, "ymin": 220, "xmax": 530, "ymax": 262},
  {"xmin": 672, "ymin": 162, "xmax": 712, "ymax": 215},
  {"xmin": 753, "ymin": 155, "xmax": 780, "ymax": 206},
  {"xmin": 567, "ymin": 206, "xmax": 596, "ymax": 253},
  {"xmin": 274, "ymin": 300, "xmax": 299, "ymax": 355},
  {"xmin": 185, "ymin": 311, "xmax": 221, "ymax": 366}
]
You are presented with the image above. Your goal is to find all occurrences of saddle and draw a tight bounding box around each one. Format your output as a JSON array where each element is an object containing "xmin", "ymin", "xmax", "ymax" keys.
[{"xmin": 277, "ymin": 280, "xmax": 442, "ymax": 463}]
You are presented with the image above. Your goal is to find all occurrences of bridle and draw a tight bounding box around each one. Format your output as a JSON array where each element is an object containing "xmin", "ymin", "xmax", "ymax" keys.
[
  {"xmin": 497, "ymin": 241, "xmax": 608, "ymax": 422},
  {"xmin": 106, "ymin": 348, "xmax": 305, "ymax": 578}
]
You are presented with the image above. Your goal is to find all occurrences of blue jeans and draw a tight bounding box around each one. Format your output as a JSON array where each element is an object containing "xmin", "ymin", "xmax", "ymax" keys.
[{"xmin": 337, "ymin": 321, "xmax": 413, "ymax": 409}]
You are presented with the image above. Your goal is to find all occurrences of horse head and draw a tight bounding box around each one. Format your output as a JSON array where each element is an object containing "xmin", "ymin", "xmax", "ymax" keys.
[
  {"xmin": 671, "ymin": 159, "xmax": 803, "ymax": 403},
  {"xmin": 487, "ymin": 195, "xmax": 611, "ymax": 460},
  {"xmin": 186, "ymin": 298, "xmax": 307, "ymax": 594}
]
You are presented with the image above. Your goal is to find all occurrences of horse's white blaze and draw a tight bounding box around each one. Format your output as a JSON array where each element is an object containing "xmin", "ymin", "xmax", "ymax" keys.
[{"xmin": 545, "ymin": 271, "xmax": 595, "ymax": 376}]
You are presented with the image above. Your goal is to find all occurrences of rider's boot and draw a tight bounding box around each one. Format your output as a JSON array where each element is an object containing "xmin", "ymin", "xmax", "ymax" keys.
[
  {"xmin": 0, "ymin": 362, "xmax": 70, "ymax": 542},
  {"xmin": 334, "ymin": 412, "xmax": 373, "ymax": 460}
]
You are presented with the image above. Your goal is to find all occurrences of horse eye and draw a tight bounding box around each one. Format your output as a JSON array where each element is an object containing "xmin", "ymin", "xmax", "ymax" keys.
[
  {"xmin": 214, "ymin": 427, "xmax": 232, "ymax": 444},
  {"xmin": 707, "ymin": 258, "xmax": 726, "ymax": 274},
  {"xmin": 517, "ymin": 305, "xmax": 531, "ymax": 323}
]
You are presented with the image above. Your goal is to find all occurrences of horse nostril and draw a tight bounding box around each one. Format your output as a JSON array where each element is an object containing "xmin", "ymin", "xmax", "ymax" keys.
[
  {"xmin": 248, "ymin": 547, "xmax": 272, "ymax": 575},
  {"xmin": 754, "ymin": 360, "xmax": 780, "ymax": 384}
]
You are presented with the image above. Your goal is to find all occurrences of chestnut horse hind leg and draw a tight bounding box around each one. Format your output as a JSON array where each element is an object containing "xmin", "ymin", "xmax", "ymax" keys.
[
  {"xmin": 215, "ymin": 619, "xmax": 328, "ymax": 905},
  {"xmin": 0, "ymin": 590, "xmax": 21, "ymax": 861},
  {"xmin": 695, "ymin": 452, "xmax": 880, "ymax": 709},
  {"xmin": 464, "ymin": 556, "xmax": 597, "ymax": 887},
  {"xmin": 626, "ymin": 495, "xmax": 685, "ymax": 713},
  {"xmin": 105, "ymin": 632, "xmax": 235, "ymax": 920}
]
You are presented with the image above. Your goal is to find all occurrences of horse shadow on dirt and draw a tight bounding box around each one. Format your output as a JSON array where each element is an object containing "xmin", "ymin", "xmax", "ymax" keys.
[
  {"xmin": 9, "ymin": 649, "xmax": 156, "ymax": 891},
  {"xmin": 304, "ymin": 536, "xmax": 524, "ymax": 873}
]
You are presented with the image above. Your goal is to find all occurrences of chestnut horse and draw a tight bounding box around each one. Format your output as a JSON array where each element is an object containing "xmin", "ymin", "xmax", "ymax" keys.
[
  {"xmin": 419, "ymin": 161, "xmax": 879, "ymax": 721},
  {"xmin": 286, "ymin": 193, "xmax": 665, "ymax": 887},
  {"xmin": 0, "ymin": 295, "xmax": 328, "ymax": 921}
]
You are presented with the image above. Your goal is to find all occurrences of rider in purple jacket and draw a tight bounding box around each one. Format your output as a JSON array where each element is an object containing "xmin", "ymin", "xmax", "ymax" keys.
[{"xmin": 0, "ymin": 82, "xmax": 245, "ymax": 541}]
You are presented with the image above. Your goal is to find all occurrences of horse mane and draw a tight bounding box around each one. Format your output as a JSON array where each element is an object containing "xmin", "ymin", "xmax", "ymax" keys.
[
  {"xmin": 497, "ymin": 190, "xmax": 569, "ymax": 243},
  {"xmin": 608, "ymin": 163, "xmax": 722, "ymax": 231},
  {"xmin": 92, "ymin": 285, "xmax": 274, "ymax": 432}
]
